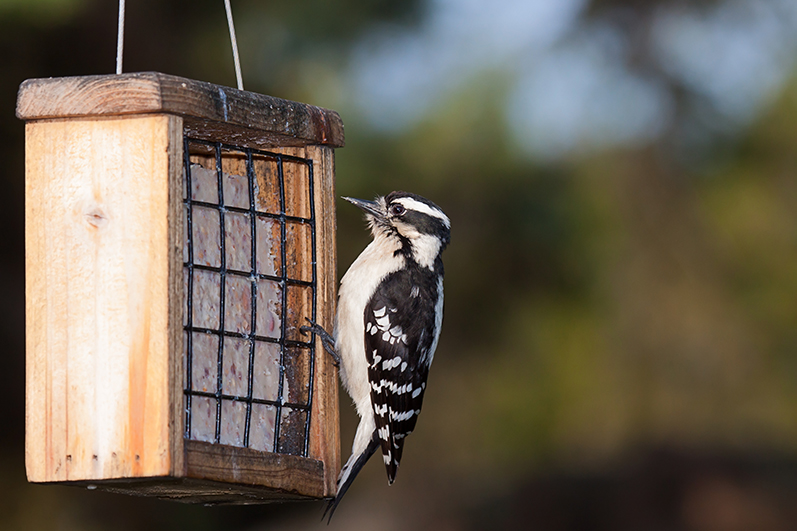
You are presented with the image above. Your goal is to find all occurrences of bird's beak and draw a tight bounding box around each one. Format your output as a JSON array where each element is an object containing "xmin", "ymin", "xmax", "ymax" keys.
[{"xmin": 343, "ymin": 196, "xmax": 384, "ymax": 220}]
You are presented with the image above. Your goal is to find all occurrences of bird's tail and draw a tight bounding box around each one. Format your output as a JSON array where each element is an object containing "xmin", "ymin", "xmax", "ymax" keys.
[{"xmin": 323, "ymin": 432, "xmax": 380, "ymax": 523}]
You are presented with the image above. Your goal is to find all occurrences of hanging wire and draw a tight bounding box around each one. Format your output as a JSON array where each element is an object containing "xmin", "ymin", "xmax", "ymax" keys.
[
  {"xmin": 116, "ymin": 0, "xmax": 125, "ymax": 74},
  {"xmin": 224, "ymin": 0, "xmax": 244, "ymax": 90},
  {"xmin": 116, "ymin": 0, "xmax": 242, "ymax": 89}
]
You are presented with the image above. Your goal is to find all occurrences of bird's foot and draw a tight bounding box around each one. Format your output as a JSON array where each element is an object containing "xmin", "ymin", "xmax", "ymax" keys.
[{"xmin": 301, "ymin": 318, "xmax": 341, "ymax": 367}]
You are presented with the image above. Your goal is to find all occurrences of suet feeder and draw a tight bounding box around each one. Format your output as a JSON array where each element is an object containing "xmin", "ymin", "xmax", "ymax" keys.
[{"xmin": 18, "ymin": 72, "xmax": 343, "ymax": 503}]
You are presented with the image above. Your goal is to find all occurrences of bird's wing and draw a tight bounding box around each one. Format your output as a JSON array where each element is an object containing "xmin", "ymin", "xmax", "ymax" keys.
[{"xmin": 364, "ymin": 268, "xmax": 439, "ymax": 483}]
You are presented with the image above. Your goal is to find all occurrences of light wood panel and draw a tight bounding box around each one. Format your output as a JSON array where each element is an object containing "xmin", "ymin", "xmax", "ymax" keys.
[{"xmin": 25, "ymin": 114, "xmax": 184, "ymax": 482}]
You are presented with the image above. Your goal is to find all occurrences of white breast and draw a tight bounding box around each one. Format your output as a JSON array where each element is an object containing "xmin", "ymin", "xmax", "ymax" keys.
[{"xmin": 335, "ymin": 234, "xmax": 405, "ymax": 418}]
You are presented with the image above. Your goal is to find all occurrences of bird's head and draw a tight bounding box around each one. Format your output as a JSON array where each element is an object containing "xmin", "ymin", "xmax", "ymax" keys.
[{"xmin": 344, "ymin": 191, "xmax": 450, "ymax": 267}]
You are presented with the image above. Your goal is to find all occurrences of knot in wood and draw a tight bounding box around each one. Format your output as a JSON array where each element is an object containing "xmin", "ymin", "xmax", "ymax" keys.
[{"xmin": 84, "ymin": 205, "xmax": 109, "ymax": 228}]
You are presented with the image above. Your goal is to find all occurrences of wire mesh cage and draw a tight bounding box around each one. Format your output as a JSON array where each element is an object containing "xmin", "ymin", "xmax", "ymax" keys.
[
  {"xmin": 183, "ymin": 139, "xmax": 318, "ymax": 456},
  {"xmin": 18, "ymin": 72, "xmax": 342, "ymax": 503}
]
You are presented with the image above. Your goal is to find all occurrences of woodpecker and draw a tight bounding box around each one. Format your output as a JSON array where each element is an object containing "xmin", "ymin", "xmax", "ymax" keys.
[{"xmin": 304, "ymin": 191, "xmax": 450, "ymax": 520}]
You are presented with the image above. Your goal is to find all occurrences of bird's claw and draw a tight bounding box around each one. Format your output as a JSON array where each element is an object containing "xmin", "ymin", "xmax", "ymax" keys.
[{"xmin": 301, "ymin": 318, "xmax": 341, "ymax": 368}]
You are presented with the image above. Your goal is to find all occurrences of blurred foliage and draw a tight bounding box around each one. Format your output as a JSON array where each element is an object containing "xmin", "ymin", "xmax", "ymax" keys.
[
  {"xmin": 1, "ymin": 0, "xmax": 796, "ymax": 529},
  {"xmin": 332, "ymin": 71, "xmax": 797, "ymax": 525},
  {"xmin": 0, "ymin": 0, "xmax": 86, "ymax": 24}
]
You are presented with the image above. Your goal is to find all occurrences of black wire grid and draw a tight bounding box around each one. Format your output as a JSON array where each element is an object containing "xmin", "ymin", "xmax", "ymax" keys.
[{"xmin": 182, "ymin": 137, "xmax": 318, "ymax": 458}]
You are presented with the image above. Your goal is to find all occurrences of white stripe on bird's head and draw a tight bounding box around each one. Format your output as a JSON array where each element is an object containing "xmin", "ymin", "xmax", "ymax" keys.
[{"xmin": 394, "ymin": 197, "xmax": 450, "ymax": 229}]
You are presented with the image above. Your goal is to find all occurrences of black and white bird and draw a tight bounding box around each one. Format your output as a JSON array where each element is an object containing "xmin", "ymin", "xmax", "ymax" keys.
[{"xmin": 305, "ymin": 191, "xmax": 450, "ymax": 520}]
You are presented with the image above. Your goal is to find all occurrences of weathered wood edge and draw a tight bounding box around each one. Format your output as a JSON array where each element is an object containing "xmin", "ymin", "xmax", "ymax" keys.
[
  {"xmin": 43, "ymin": 476, "xmax": 320, "ymax": 505},
  {"xmin": 183, "ymin": 440, "xmax": 326, "ymax": 498},
  {"xmin": 306, "ymin": 145, "xmax": 341, "ymax": 497},
  {"xmin": 16, "ymin": 72, "xmax": 344, "ymax": 148},
  {"xmin": 166, "ymin": 115, "xmax": 186, "ymax": 478}
]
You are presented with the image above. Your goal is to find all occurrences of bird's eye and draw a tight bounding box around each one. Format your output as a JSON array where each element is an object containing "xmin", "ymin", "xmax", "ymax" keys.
[{"xmin": 389, "ymin": 204, "xmax": 406, "ymax": 216}]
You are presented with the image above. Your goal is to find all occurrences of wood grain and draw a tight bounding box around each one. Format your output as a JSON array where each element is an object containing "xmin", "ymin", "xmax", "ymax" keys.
[
  {"xmin": 184, "ymin": 440, "xmax": 325, "ymax": 498},
  {"xmin": 16, "ymin": 72, "xmax": 344, "ymax": 148},
  {"xmin": 64, "ymin": 476, "xmax": 320, "ymax": 504},
  {"xmin": 255, "ymin": 145, "xmax": 341, "ymax": 496},
  {"xmin": 22, "ymin": 76, "xmax": 341, "ymax": 501},
  {"xmin": 305, "ymin": 145, "xmax": 341, "ymax": 497},
  {"xmin": 25, "ymin": 115, "xmax": 183, "ymax": 482},
  {"xmin": 166, "ymin": 116, "xmax": 186, "ymax": 477}
]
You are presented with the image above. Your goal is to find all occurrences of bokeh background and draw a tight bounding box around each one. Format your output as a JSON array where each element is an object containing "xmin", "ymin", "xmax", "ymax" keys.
[{"xmin": 2, "ymin": 0, "xmax": 797, "ymax": 529}]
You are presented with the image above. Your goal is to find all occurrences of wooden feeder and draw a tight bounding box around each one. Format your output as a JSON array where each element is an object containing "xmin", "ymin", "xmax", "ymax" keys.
[{"xmin": 18, "ymin": 72, "xmax": 342, "ymax": 503}]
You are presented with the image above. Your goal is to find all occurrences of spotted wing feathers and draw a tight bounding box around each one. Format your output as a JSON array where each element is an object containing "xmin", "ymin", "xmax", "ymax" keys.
[{"xmin": 364, "ymin": 268, "xmax": 441, "ymax": 483}]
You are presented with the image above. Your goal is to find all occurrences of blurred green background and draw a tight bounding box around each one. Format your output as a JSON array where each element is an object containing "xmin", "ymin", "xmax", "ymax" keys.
[{"xmin": 2, "ymin": 0, "xmax": 797, "ymax": 529}]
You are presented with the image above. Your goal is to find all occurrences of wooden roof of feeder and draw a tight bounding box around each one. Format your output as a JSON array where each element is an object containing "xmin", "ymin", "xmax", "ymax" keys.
[{"xmin": 16, "ymin": 72, "xmax": 345, "ymax": 148}]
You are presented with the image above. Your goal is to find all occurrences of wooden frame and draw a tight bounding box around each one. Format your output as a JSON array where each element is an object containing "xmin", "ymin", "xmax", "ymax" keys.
[{"xmin": 18, "ymin": 73, "xmax": 342, "ymax": 503}]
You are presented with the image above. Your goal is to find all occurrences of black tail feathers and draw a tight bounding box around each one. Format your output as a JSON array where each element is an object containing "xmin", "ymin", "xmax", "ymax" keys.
[{"xmin": 323, "ymin": 434, "xmax": 380, "ymax": 523}]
